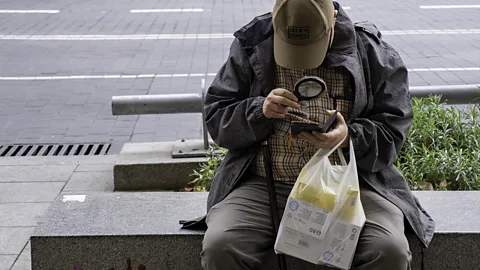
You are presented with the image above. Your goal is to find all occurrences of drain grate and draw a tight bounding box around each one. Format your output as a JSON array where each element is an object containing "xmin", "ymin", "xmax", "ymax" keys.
[{"xmin": 0, "ymin": 143, "xmax": 111, "ymax": 157}]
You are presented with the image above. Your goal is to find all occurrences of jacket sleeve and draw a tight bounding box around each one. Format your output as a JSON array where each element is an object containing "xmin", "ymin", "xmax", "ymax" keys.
[
  {"xmin": 204, "ymin": 38, "xmax": 274, "ymax": 150},
  {"xmin": 348, "ymin": 47, "xmax": 413, "ymax": 173}
]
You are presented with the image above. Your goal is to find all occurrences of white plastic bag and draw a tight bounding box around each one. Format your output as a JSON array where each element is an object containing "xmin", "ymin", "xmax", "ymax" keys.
[{"xmin": 274, "ymin": 137, "xmax": 366, "ymax": 270}]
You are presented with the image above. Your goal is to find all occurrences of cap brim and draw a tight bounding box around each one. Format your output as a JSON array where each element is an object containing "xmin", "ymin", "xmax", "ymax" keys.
[{"xmin": 274, "ymin": 34, "xmax": 329, "ymax": 70}]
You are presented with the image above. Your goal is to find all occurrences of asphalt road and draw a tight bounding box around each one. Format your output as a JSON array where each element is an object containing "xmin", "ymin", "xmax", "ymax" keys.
[{"xmin": 0, "ymin": 0, "xmax": 479, "ymax": 149}]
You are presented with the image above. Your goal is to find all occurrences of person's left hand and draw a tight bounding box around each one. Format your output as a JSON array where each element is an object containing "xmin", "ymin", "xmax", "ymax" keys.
[{"xmin": 297, "ymin": 110, "xmax": 349, "ymax": 149}]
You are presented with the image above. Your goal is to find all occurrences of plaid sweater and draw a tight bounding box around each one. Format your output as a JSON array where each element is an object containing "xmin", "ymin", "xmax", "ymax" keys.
[{"xmin": 250, "ymin": 64, "xmax": 355, "ymax": 183}]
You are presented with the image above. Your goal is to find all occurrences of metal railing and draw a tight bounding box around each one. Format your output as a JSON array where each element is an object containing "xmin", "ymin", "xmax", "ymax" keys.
[
  {"xmin": 111, "ymin": 83, "xmax": 480, "ymax": 154},
  {"xmin": 410, "ymin": 84, "xmax": 480, "ymax": 104}
]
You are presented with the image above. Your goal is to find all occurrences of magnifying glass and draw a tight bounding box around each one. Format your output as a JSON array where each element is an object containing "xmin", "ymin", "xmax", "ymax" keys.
[{"xmin": 293, "ymin": 76, "xmax": 327, "ymax": 101}]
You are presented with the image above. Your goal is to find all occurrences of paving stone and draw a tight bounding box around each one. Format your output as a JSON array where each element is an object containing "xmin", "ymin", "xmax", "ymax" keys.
[
  {"xmin": 0, "ymin": 0, "xmax": 479, "ymax": 147},
  {"xmin": 130, "ymin": 133, "xmax": 155, "ymax": 142},
  {"xmin": 110, "ymin": 126, "xmax": 134, "ymax": 136},
  {"xmin": 26, "ymin": 100, "xmax": 48, "ymax": 108},
  {"xmin": 0, "ymin": 203, "xmax": 51, "ymax": 227},
  {"xmin": 63, "ymin": 171, "xmax": 113, "ymax": 192},
  {"xmin": 75, "ymin": 164, "xmax": 113, "ymax": 172},
  {"xmin": 0, "ymin": 227, "xmax": 35, "ymax": 255},
  {"xmin": 0, "ymin": 182, "xmax": 64, "ymax": 203},
  {"xmin": 10, "ymin": 242, "xmax": 31, "ymax": 270},
  {"xmin": 0, "ymin": 165, "xmax": 76, "ymax": 183},
  {"xmin": 0, "ymin": 255, "xmax": 16, "ymax": 270}
]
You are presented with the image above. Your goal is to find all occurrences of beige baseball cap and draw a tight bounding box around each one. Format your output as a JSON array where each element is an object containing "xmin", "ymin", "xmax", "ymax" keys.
[{"xmin": 272, "ymin": 0, "xmax": 335, "ymax": 69}]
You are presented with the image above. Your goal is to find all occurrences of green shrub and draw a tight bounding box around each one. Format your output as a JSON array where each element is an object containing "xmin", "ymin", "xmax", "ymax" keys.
[
  {"xmin": 190, "ymin": 95, "xmax": 480, "ymax": 191},
  {"xmin": 396, "ymin": 95, "xmax": 480, "ymax": 190},
  {"xmin": 188, "ymin": 144, "xmax": 227, "ymax": 191}
]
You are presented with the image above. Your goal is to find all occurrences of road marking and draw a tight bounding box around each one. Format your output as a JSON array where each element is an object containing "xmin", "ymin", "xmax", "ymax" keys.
[
  {"xmin": 408, "ymin": 67, "xmax": 480, "ymax": 72},
  {"xmin": 62, "ymin": 195, "xmax": 86, "ymax": 203},
  {"xmin": 0, "ymin": 33, "xmax": 233, "ymax": 40},
  {"xmin": 0, "ymin": 73, "xmax": 215, "ymax": 80},
  {"xmin": 1, "ymin": 28, "xmax": 480, "ymax": 41},
  {"xmin": 382, "ymin": 29, "xmax": 480, "ymax": 35},
  {"xmin": 130, "ymin": 8, "xmax": 204, "ymax": 13},
  {"xmin": 0, "ymin": 9, "xmax": 59, "ymax": 13},
  {"xmin": 0, "ymin": 68, "xmax": 479, "ymax": 81},
  {"xmin": 343, "ymin": 6, "xmax": 351, "ymax": 10},
  {"xmin": 419, "ymin": 5, "xmax": 480, "ymax": 9}
]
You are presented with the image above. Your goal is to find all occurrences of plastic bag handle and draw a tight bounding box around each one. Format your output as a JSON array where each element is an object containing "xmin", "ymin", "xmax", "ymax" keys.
[
  {"xmin": 337, "ymin": 148, "xmax": 347, "ymax": 166},
  {"xmin": 312, "ymin": 133, "xmax": 348, "ymax": 161}
]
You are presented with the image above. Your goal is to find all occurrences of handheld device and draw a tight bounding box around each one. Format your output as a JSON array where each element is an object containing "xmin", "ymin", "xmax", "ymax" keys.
[{"xmin": 290, "ymin": 110, "xmax": 338, "ymax": 135}]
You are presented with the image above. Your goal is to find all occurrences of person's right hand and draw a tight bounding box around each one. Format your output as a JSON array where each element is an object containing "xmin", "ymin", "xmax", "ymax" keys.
[{"xmin": 262, "ymin": 88, "xmax": 301, "ymax": 118}]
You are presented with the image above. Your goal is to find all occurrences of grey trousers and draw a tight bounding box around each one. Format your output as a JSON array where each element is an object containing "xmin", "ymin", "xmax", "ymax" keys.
[{"xmin": 201, "ymin": 173, "xmax": 412, "ymax": 270}]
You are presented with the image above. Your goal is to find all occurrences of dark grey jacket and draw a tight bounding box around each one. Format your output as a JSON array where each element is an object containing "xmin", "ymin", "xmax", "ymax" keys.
[{"xmin": 180, "ymin": 3, "xmax": 435, "ymax": 249}]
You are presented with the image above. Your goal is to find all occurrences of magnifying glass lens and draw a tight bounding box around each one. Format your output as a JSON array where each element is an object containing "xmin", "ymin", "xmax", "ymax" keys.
[{"xmin": 297, "ymin": 81, "xmax": 324, "ymax": 98}]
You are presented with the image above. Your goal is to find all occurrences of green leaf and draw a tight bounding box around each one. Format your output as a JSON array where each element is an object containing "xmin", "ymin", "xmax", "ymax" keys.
[{"xmin": 399, "ymin": 95, "xmax": 480, "ymax": 191}]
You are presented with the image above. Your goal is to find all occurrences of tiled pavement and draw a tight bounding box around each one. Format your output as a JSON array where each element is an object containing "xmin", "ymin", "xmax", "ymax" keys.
[
  {"xmin": 0, "ymin": 155, "xmax": 117, "ymax": 270},
  {"xmin": 0, "ymin": 0, "xmax": 480, "ymax": 146}
]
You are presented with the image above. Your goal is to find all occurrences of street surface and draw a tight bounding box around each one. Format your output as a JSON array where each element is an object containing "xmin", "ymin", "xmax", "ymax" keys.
[{"xmin": 0, "ymin": 0, "xmax": 479, "ymax": 147}]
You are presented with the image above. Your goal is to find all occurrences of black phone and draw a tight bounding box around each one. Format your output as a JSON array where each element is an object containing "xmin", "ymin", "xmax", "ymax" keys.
[{"xmin": 290, "ymin": 110, "xmax": 338, "ymax": 135}]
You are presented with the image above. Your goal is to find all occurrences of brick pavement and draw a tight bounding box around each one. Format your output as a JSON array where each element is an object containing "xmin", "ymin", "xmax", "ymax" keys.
[
  {"xmin": 0, "ymin": 155, "xmax": 117, "ymax": 270},
  {"xmin": 0, "ymin": 0, "xmax": 479, "ymax": 146}
]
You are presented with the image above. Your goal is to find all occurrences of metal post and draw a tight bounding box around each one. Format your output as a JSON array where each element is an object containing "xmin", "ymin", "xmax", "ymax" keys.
[{"xmin": 201, "ymin": 78, "xmax": 210, "ymax": 150}]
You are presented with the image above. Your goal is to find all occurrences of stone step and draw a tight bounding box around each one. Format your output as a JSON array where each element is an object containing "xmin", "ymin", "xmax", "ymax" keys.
[
  {"xmin": 31, "ymin": 191, "xmax": 480, "ymax": 270},
  {"xmin": 113, "ymin": 140, "xmax": 207, "ymax": 191}
]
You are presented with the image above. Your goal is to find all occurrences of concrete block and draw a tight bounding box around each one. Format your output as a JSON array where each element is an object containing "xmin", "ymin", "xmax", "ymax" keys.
[
  {"xmin": 114, "ymin": 141, "xmax": 207, "ymax": 191},
  {"xmin": 423, "ymin": 234, "xmax": 480, "ymax": 270},
  {"xmin": 31, "ymin": 191, "xmax": 480, "ymax": 270},
  {"xmin": 31, "ymin": 192, "xmax": 207, "ymax": 270},
  {"xmin": 413, "ymin": 191, "xmax": 480, "ymax": 269}
]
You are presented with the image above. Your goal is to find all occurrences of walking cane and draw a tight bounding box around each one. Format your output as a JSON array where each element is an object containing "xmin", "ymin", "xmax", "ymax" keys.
[{"xmin": 262, "ymin": 140, "xmax": 288, "ymax": 270}]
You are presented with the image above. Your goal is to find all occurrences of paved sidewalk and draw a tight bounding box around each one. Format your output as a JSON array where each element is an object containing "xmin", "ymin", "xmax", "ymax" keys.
[
  {"xmin": 0, "ymin": 155, "xmax": 117, "ymax": 270},
  {"xmin": 1, "ymin": 0, "xmax": 480, "ymax": 147}
]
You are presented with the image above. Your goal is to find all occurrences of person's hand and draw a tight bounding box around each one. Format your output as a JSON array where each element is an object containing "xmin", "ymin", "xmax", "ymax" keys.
[
  {"xmin": 297, "ymin": 110, "xmax": 349, "ymax": 149},
  {"xmin": 263, "ymin": 88, "xmax": 301, "ymax": 118}
]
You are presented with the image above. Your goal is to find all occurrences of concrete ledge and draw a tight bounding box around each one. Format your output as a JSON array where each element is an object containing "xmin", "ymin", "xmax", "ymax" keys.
[
  {"xmin": 114, "ymin": 141, "xmax": 207, "ymax": 191},
  {"xmin": 31, "ymin": 191, "xmax": 480, "ymax": 270}
]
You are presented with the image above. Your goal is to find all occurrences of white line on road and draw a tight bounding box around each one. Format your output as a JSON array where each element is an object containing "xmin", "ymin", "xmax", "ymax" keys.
[
  {"xmin": 0, "ymin": 73, "xmax": 216, "ymax": 81},
  {"xmin": 130, "ymin": 8, "xmax": 204, "ymax": 13},
  {"xmin": 382, "ymin": 29, "xmax": 480, "ymax": 35},
  {"xmin": 0, "ymin": 33, "xmax": 233, "ymax": 40},
  {"xmin": 419, "ymin": 5, "xmax": 480, "ymax": 9},
  {"xmin": 408, "ymin": 67, "xmax": 480, "ymax": 72},
  {"xmin": 0, "ymin": 68, "xmax": 479, "ymax": 81},
  {"xmin": 1, "ymin": 29, "xmax": 480, "ymax": 40},
  {"xmin": 0, "ymin": 9, "xmax": 59, "ymax": 13}
]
